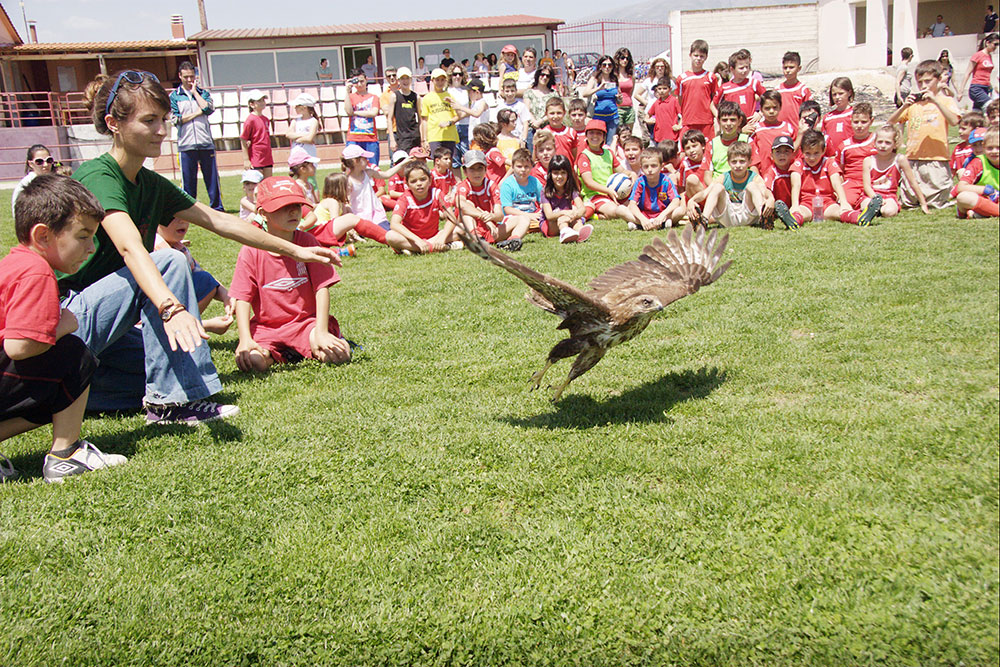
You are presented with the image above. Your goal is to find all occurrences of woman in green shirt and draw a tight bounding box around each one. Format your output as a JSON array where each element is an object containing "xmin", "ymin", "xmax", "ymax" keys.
[{"xmin": 63, "ymin": 71, "xmax": 339, "ymax": 424}]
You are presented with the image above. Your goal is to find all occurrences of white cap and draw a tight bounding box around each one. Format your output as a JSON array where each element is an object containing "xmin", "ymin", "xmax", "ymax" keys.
[
  {"xmin": 290, "ymin": 93, "xmax": 317, "ymax": 108},
  {"xmin": 244, "ymin": 89, "xmax": 267, "ymax": 103},
  {"xmin": 241, "ymin": 169, "xmax": 264, "ymax": 184},
  {"xmin": 391, "ymin": 150, "xmax": 409, "ymax": 164}
]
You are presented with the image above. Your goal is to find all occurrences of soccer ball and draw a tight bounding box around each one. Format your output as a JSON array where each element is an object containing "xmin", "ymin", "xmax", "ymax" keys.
[{"xmin": 607, "ymin": 173, "xmax": 632, "ymax": 201}]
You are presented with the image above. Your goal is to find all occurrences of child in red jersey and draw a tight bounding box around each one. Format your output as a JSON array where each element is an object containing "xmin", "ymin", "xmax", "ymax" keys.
[
  {"xmin": 791, "ymin": 130, "xmax": 850, "ymax": 223},
  {"xmin": 951, "ymin": 111, "xmax": 986, "ymax": 179},
  {"xmin": 955, "ymin": 127, "xmax": 1000, "ymax": 219},
  {"xmin": 628, "ymin": 148, "xmax": 684, "ymax": 230},
  {"xmin": 658, "ymin": 140, "xmax": 682, "ymax": 180},
  {"xmin": 231, "ymin": 176, "xmax": 350, "ymax": 373},
  {"xmin": 715, "ymin": 49, "xmax": 766, "ymax": 129},
  {"xmin": 531, "ymin": 129, "xmax": 556, "ymax": 184},
  {"xmin": 568, "ymin": 98, "xmax": 591, "ymax": 158},
  {"xmin": 750, "ymin": 90, "xmax": 797, "ymax": 174},
  {"xmin": 766, "ymin": 136, "xmax": 805, "ymax": 229},
  {"xmin": 300, "ymin": 173, "xmax": 408, "ymax": 251},
  {"xmin": 678, "ymin": 39, "xmax": 718, "ymax": 140},
  {"xmin": 1, "ymin": 175, "xmax": 127, "ymax": 484},
  {"xmin": 649, "ymin": 77, "xmax": 682, "ymax": 146},
  {"xmin": 575, "ymin": 119, "xmax": 637, "ymax": 224},
  {"xmin": 861, "ymin": 124, "xmax": 928, "ymax": 218},
  {"xmin": 775, "ymin": 52, "xmax": 812, "ymax": 128},
  {"xmin": 390, "ymin": 162, "xmax": 462, "ymax": 254},
  {"xmin": 540, "ymin": 154, "xmax": 594, "ymax": 243},
  {"xmin": 473, "ymin": 123, "xmax": 507, "ymax": 186},
  {"xmin": 455, "ymin": 150, "xmax": 529, "ymax": 245},
  {"xmin": 431, "ymin": 146, "xmax": 458, "ymax": 200},
  {"xmin": 836, "ymin": 103, "xmax": 877, "ymax": 209},
  {"xmin": 545, "ymin": 97, "xmax": 577, "ymax": 161},
  {"xmin": 822, "ymin": 77, "xmax": 855, "ymax": 157},
  {"xmin": 379, "ymin": 150, "xmax": 410, "ymax": 211}
]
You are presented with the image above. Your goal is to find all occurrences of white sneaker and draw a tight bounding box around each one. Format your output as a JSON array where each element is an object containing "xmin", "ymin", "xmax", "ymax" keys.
[
  {"xmin": 43, "ymin": 441, "xmax": 126, "ymax": 483},
  {"xmin": 559, "ymin": 227, "xmax": 579, "ymax": 244},
  {"xmin": 449, "ymin": 240, "xmax": 465, "ymax": 250},
  {"xmin": 627, "ymin": 222, "xmax": 638, "ymax": 231}
]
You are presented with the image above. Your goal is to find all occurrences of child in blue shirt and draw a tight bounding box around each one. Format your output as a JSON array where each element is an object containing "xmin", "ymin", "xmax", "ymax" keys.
[
  {"xmin": 627, "ymin": 148, "xmax": 684, "ymax": 230},
  {"xmin": 498, "ymin": 148, "xmax": 543, "ymax": 251}
]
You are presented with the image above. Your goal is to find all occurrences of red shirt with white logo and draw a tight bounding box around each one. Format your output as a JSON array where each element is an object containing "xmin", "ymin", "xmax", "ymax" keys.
[
  {"xmin": 456, "ymin": 178, "xmax": 501, "ymax": 240},
  {"xmin": 485, "ymin": 147, "xmax": 507, "ymax": 186},
  {"xmin": 950, "ymin": 142, "xmax": 973, "ymax": 174},
  {"xmin": 677, "ymin": 70, "xmax": 718, "ymax": 125},
  {"xmin": 761, "ymin": 158, "xmax": 802, "ymax": 206},
  {"xmin": 549, "ymin": 124, "xmax": 577, "ymax": 161},
  {"xmin": 837, "ymin": 133, "xmax": 877, "ymax": 185},
  {"xmin": 229, "ymin": 230, "xmax": 340, "ymax": 336},
  {"xmin": 822, "ymin": 106, "xmax": 854, "ymax": 157},
  {"xmin": 775, "ymin": 80, "xmax": 812, "ymax": 127},
  {"xmin": 393, "ymin": 189, "xmax": 448, "ymax": 239},
  {"xmin": 715, "ymin": 78, "xmax": 766, "ymax": 119},
  {"xmin": 751, "ymin": 120, "xmax": 797, "ymax": 173},
  {"xmin": 799, "ymin": 156, "xmax": 842, "ymax": 205}
]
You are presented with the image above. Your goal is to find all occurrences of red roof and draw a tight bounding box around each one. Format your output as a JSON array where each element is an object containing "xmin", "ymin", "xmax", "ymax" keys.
[
  {"xmin": 190, "ymin": 14, "xmax": 563, "ymax": 40},
  {"xmin": 7, "ymin": 39, "xmax": 195, "ymax": 53}
]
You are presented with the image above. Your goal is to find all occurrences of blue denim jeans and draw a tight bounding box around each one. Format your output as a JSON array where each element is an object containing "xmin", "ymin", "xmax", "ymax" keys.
[
  {"xmin": 347, "ymin": 140, "xmax": 380, "ymax": 166},
  {"xmin": 180, "ymin": 147, "xmax": 224, "ymax": 211},
  {"xmin": 969, "ymin": 84, "xmax": 993, "ymax": 112},
  {"xmin": 62, "ymin": 249, "xmax": 222, "ymax": 411}
]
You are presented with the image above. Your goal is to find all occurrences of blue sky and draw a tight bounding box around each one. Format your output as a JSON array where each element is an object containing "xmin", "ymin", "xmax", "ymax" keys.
[{"xmin": 14, "ymin": 0, "xmax": 612, "ymax": 43}]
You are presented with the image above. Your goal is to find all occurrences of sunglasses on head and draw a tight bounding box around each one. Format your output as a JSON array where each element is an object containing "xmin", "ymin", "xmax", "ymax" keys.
[
  {"xmin": 105, "ymin": 70, "xmax": 160, "ymax": 118},
  {"xmin": 33, "ymin": 156, "xmax": 55, "ymax": 166}
]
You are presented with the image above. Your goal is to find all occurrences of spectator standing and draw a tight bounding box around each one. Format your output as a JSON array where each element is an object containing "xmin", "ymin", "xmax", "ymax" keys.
[
  {"xmin": 361, "ymin": 55, "xmax": 377, "ymax": 79},
  {"xmin": 614, "ymin": 48, "xmax": 637, "ymax": 134},
  {"xmin": 928, "ymin": 15, "xmax": 949, "ymax": 37},
  {"xmin": 420, "ymin": 68, "xmax": 460, "ymax": 157},
  {"xmin": 474, "ymin": 53, "xmax": 489, "ymax": 78},
  {"xmin": 517, "ymin": 47, "xmax": 538, "ymax": 91},
  {"xmin": 486, "ymin": 53, "xmax": 499, "ymax": 75},
  {"xmin": 345, "ymin": 69, "xmax": 381, "ymax": 166},
  {"xmin": 959, "ymin": 33, "xmax": 999, "ymax": 112},
  {"xmin": 938, "ymin": 50, "xmax": 956, "ymax": 95},
  {"xmin": 386, "ymin": 67, "xmax": 421, "ymax": 153},
  {"xmin": 286, "ymin": 93, "xmax": 320, "ymax": 159},
  {"xmin": 10, "ymin": 144, "xmax": 54, "ymax": 213},
  {"xmin": 895, "ymin": 47, "xmax": 915, "ymax": 106},
  {"xmin": 440, "ymin": 49, "xmax": 456, "ymax": 72},
  {"xmin": 448, "ymin": 66, "xmax": 472, "ymax": 167},
  {"xmin": 579, "ymin": 55, "xmax": 621, "ymax": 140},
  {"xmin": 635, "ymin": 58, "xmax": 671, "ymax": 143},
  {"xmin": 986, "ymin": 6, "xmax": 999, "ymax": 33},
  {"xmin": 170, "ymin": 61, "xmax": 223, "ymax": 211},
  {"xmin": 240, "ymin": 89, "xmax": 273, "ymax": 178},
  {"xmin": 317, "ymin": 58, "xmax": 333, "ymax": 81},
  {"xmin": 413, "ymin": 57, "xmax": 430, "ymax": 83},
  {"xmin": 523, "ymin": 65, "xmax": 558, "ymax": 151}
]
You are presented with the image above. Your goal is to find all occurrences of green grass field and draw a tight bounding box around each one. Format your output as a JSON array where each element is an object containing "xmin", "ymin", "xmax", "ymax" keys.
[{"xmin": 1, "ymin": 175, "xmax": 997, "ymax": 666}]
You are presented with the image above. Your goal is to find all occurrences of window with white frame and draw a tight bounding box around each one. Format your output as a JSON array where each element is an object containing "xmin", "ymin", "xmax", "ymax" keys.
[{"xmin": 208, "ymin": 48, "xmax": 343, "ymax": 86}]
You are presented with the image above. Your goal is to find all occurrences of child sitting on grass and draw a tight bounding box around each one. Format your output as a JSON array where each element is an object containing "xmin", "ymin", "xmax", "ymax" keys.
[
  {"xmin": 540, "ymin": 154, "xmax": 593, "ymax": 243},
  {"xmin": 239, "ymin": 169, "xmax": 264, "ymax": 222},
  {"xmin": 575, "ymin": 119, "xmax": 637, "ymax": 225},
  {"xmin": 680, "ymin": 130, "xmax": 712, "ymax": 221},
  {"xmin": 390, "ymin": 161, "xmax": 463, "ymax": 254},
  {"xmin": 628, "ymin": 147, "xmax": 684, "ymax": 230},
  {"xmin": 473, "ymin": 123, "xmax": 507, "ymax": 186},
  {"xmin": 1, "ymin": 175, "xmax": 126, "ymax": 483},
  {"xmin": 568, "ymin": 98, "xmax": 590, "ymax": 158},
  {"xmin": 343, "ymin": 144, "xmax": 411, "ymax": 239},
  {"xmin": 765, "ymin": 136, "xmax": 805, "ymax": 230},
  {"xmin": 287, "ymin": 146, "xmax": 320, "ymax": 205},
  {"xmin": 379, "ymin": 150, "xmax": 410, "ymax": 211},
  {"xmin": 231, "ymin": 177, "xmax": 350, "ymax": 372},
  {"xmin": 696, "ymin": 141, "xmax": 773, "ymax": 228},
  {"xmin": 956, "ymin": 127, "xmax": 1000, "ymax": 219},
  {"xmin": 544, "ymin": 97, "xmax": 576, "ymax": 161},
  {"xmin": 531, "ymin": 129, "xmax": 555, "ymax": 184},
  {"xmin": 621, "ymin": 135, "xmax": 644, "ymax": 179},
  {"xmin": 861, "ymin": 124, "xmax": 929, "ymax": 218},
  {"xmin": 496, "ymin": 109, "xmax": 523, "ymax": 164},
  {"xmin": 431, "ymin": 146, "xmax": 457, "ymax": 199},
  {"xmin": 499, "ymin": 148, "xmax": 546, "ymax": 244},
  {"xmin": 154, "ymin": 217, "xmax": 233, "ymax": 334},
  {"xmin": 456, "ymin": 150, "xmax": 529, "ymax": 246},
  {"xmin": 300, "ymin": 173, "xmax": 408, "ymax": 251},
  {"xmin": 950, "ymin": 111, "xmax": 985, "ymax": 180}
]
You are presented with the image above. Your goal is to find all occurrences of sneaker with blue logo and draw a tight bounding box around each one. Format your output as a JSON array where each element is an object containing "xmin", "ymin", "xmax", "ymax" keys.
[
  {"xmin": 145, "ymin": 400, "xmax": 240, "ymax": 426},
  {"xmin": 43, "ymin": 441, "xmax": 126, "ymax": 483}
]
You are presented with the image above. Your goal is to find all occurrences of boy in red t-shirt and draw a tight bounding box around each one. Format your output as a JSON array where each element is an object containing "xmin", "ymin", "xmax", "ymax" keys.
[
  {"xmin": 950, "ymin": 111, "xmax": 985, "ymax": 179},
  {"xmin": 380, "ymin": 150, "xmax": 410, "ymax": 211},
  {"xmin": 568, "ymin": 98, "xmax": 590, "ymax": 159},
  {"xmin": 431, "ymin": 146, "xmax": 458, "ymax": 199},
  {"xmin": 766, "ymin": 136, "xmax": 804, "ymax": 229},
  {"xmin": 456, "ymin": 150, "xmax": 529, "ymax": 245},
  {"xmin": 715, "ymin": 49, "xmax": 766, "ymax": 126},
  {"xmin": 678, "ymin": 39, "xmax": 718, "ymax": 141},
  {"xmin": 750, "ymin": 90, "xmax": 797, "ymax": 174},
  {"xmin": 679, "ymin": 129, "xmax": 712, "ymax": 222},
  {"xmin": 835, "ymin": 103, "xmax": 876, "ymax": 208},
  {"xmin": 390, "ymin": 162, "xmax": 462, "ymax": 254},
  {"xmin": 775, "ymin": 51, "xmax": 812, "ymax": 128},
  {"xmin": 531, "ymin": 129, "xmax": 556, "ymax": 183},
  {"xmin": 231, "ymin": 177, "xmax": 351, "ymax": 373},
  {"xmin": 956, "ymin": 127, "xmax": 1000, "ymax": 219},
  {"xmin": 1, "ymin": 175, "xmax": 127, "ymax": 483},
  {"xmin": 649, "ymin": 77, "xmax": 682, "ymax": 145},
  {"xmin": 545, "ymin": 97, "xmax": 577, "ymax": 161}
]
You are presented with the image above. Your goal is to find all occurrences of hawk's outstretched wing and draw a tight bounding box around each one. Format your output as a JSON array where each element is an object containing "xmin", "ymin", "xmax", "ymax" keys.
[
  {"xmin": 586, "ymin": 226, "xmax": 732, "ymax": 318},
  {"xmin": 454, "ymin": 224, "xmax": 615, "ymax": 329}
]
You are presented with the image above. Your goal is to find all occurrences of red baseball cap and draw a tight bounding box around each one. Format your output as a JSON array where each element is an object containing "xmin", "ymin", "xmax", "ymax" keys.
[
  {"xmin": 255, "ymin": 177, "xmax": 311, "ymax": 213},
  {"xmin": 585, "ymin": 119, "xmax": 607, "ymax": 135}
]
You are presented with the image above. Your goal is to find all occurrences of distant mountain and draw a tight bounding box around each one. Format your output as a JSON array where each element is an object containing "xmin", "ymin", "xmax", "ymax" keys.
[{"xmin": 577, "ymin": 0, "xmax": 814, "ymax": 22}]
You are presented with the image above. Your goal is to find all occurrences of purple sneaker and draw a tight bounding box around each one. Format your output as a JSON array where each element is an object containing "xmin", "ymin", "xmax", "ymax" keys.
[{"xmin": 145, "ymin": 400, "xmax": 240, "ymax": 426}]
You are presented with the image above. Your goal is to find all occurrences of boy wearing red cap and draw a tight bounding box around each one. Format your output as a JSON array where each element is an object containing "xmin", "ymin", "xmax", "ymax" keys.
[{"xmin": 230, "ymin": 177, "xmax": 350, "ymax": 373}]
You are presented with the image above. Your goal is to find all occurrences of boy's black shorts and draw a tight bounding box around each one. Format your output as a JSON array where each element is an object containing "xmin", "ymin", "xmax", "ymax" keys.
[{"xmin": 0, "ymin": 334, "xmax": 97, "ymax": 425}]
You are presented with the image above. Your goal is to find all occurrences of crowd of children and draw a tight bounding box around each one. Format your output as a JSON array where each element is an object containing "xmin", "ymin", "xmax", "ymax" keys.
[{"xmin": 2, "ymin": 38, "xmax": 998, "ymax": 483}]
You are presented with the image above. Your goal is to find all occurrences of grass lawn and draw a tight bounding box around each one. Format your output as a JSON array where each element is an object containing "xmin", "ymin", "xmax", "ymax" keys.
[{"xmin": 0, "ymin": 174, "xmax": 997, "ymax": 666}]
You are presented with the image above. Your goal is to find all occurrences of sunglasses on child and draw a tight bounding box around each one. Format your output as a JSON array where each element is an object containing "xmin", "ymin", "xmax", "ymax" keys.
[
  {"xmin": 32, "ymin": 156, "xmax": 55, "ymax": 166},
  {"xmin": 104, "ymin": 70, "xmax": 160, "ymax": 118}
]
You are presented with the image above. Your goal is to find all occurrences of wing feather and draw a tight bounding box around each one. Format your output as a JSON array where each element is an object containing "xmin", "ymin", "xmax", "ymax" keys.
[{"xmin": 454, "ymin": 222, "xmax": 615, "ymax": 322}]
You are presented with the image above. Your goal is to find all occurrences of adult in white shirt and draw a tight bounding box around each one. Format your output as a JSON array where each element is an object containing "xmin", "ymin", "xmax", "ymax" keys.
[{"xmin": 517, "ymin": 47, "xmax": 538, "ymax": 91}]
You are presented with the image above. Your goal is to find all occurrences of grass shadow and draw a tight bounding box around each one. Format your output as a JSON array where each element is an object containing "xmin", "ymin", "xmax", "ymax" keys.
[{"xmin": 501, "ymin": 366, "xmax": 727, "ymax": 430}]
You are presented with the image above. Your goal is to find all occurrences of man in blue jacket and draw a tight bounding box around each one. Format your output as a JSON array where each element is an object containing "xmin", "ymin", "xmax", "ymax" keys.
[{"xmin": 170, "ymin": 61, "xmax": 223, "ymax": 210}]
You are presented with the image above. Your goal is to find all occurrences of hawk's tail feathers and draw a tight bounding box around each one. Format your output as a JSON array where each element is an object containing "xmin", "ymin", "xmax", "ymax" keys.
[{"xmin": 642, "ymin": 226, "xmax": 731, "ymax": 289}]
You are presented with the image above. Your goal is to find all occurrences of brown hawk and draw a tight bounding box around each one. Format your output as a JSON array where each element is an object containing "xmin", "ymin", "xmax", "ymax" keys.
[{"xmin": 455, "ymin": 224, "xmax": 732, "ymax": 401}]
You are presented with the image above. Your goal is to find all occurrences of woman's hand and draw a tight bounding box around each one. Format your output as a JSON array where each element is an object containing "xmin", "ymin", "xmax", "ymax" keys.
[
  {"xmin": 163, "ymin": 309, "xmax": 208, "ymax": 353},
  {"xmin": 292, "ymin": 245, "xmax": 343, "ymax": 267}
]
